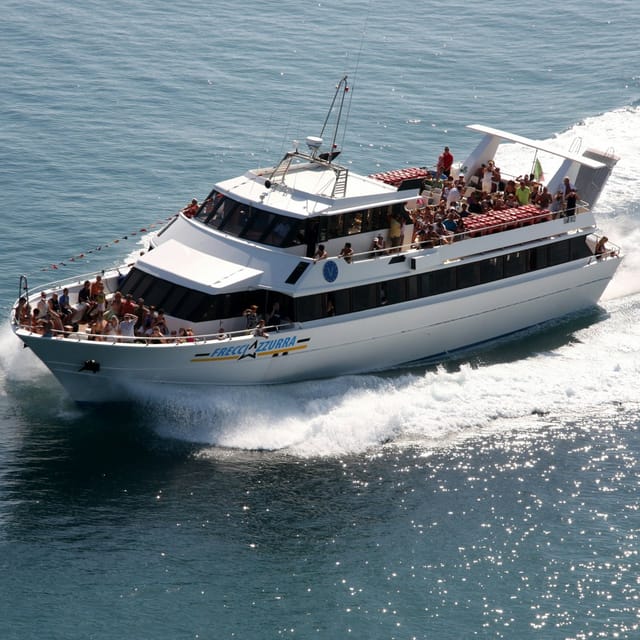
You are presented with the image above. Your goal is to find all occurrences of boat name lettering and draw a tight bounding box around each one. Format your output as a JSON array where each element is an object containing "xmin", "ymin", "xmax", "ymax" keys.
[
  {"xmin": 210, "ymin": 335, "xmax": 298, "ymax": 358},
  {"xmin": 255, "ymin": 336, "xmax": 298, "ymax": 353}
]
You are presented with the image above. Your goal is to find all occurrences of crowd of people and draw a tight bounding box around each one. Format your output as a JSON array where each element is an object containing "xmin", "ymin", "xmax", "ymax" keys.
[
  {"xmin": 14, "ymin": 275, "xmax": 198, "ymax": 342},
  {"xmin": 406, "ymin": 150, "xmax": 583, "ymax": 249}
]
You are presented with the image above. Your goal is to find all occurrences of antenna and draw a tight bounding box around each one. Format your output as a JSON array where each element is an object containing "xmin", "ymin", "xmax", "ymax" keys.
[{"xmin": 318, "ymin": 75, "xmax": 349, "ymax": 163}]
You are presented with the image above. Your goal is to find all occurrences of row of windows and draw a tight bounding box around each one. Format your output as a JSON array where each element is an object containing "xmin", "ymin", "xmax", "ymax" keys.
[
  {"xmin": 296, "ymin": 236, "xmax": 592, "ymax": 321},
  {"xmin": 118, "ymin": 236, "xmax": 592, "ymax": 325},
  {"xmin": 194, "ymin": 191, "xmax": 406, "ymax": 255}
]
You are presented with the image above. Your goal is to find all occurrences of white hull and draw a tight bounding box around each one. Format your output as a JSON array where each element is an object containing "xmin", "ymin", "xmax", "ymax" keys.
[{"xmin": 17, "ymin": 257, "xmax": 619, "ymax": 403}]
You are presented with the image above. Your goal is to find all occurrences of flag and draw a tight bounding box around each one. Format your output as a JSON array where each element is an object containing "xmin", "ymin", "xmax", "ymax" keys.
[{"xmin": 533, "ymin": 157, "xmax": 544, "ymax": 182}]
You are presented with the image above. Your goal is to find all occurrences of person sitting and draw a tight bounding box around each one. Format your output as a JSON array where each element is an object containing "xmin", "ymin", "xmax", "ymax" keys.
[
  {"xmin": 13, "ymin": 297, "xmax": 29, "ymax": 326},
  {"xmin": 594, "ymin": 236, "xmax": 609, "ymax": 259},
  {"xmin": 339, "ymin": 242, "xmax": 354, "ymax": 263},
  {"xmin": 181, "ymin": 198, "xmax": 199, "ymax": 218},
  {"xmin": 58, "ymin": 288, "xmax": 72, "ymax": 322},
  {"xmin": 443, "ymin": 211, "xmax": 459, "ymax": 235},
  {"xmin": 253, "ymin": 319, "xmax": 269, "ymax": 338}
]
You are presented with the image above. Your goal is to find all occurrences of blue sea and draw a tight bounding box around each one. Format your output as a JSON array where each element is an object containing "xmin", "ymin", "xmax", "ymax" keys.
[{"xmin": 2, "ymin": 1, "xmax": 640, "ymax": 638}]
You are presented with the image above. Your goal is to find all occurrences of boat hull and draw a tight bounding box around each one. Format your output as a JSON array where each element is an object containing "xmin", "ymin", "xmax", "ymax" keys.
[{"xmin": 15, "ymin": 257, "xmax": 620, "ymax": 403}]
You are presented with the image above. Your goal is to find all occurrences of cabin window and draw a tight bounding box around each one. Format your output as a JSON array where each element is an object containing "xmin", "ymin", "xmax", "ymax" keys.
[
  {"xmin": 456, "ymin": 262, "xmax": 481, "ymax": 289},
  {"xmin": 385, "ymin": 278, "xmax": 407, "ymax": 305},
  {"xmin": 504, "ymin": 251, "xmax": 528, "ymax": 278},
  {"xmin": 548, "ymin": 240, "xmax": 570, "ymax": 265},
  {"xmin": 570, "ymin": 236, "xmax": 591, "ymax": 260},
  {"xmin": 479, "ymin": 257, "xmax": 504, "ymax": 283}
]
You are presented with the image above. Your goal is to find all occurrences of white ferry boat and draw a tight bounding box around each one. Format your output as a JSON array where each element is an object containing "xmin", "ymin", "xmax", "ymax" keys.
[{"xmin": 11, "ymin": 77, "xmax": 621, "ymax": 404}]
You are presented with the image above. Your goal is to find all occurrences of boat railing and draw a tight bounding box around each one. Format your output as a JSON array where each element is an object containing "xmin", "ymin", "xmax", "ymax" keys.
[
  {"xmin": 17, "ymin": 321, "xmax": 298, "ymax": 345},
  {"xmin": 339, "ymin": 202, "xmax": 591, "ymax": 264}
]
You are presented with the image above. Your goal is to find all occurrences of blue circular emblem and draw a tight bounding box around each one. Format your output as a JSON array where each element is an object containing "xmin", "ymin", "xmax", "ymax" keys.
[{"xmin": 323, "ymin": 260, "xmax": 339, "ymax": 283}]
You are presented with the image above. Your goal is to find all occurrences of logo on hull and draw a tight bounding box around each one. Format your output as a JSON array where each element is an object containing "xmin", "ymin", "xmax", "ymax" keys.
[{"xmin": 191, "ymin": 335, "xmax": 310, "ymax": 363}]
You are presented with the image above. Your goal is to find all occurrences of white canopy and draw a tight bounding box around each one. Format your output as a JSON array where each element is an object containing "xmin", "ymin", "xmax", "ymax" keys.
[{"xmin": 136, "ymin": 239, "xmax": 263, "ymax": 292}]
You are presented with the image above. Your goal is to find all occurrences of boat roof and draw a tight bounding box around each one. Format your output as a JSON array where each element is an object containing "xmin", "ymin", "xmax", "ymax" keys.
[
  {"xmin": 137, "ymin": 239, "xmax": 263, "ymax": 292},
  {"xmin": 467, "ymin": 124, "xmax": 607, "ymax": 169},
  {"xmin": 217, "ymin": 163, "xmax": 413, "ymax": 219}
]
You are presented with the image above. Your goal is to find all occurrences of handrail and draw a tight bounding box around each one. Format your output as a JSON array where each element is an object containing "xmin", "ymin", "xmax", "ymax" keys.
[
  {"xmin": 16, "ymin": 321, "xmax": 297, "ymax": 345},
  {"xmin": 328, "ymin": 204, "xmax": 591, "ymax": 264}
]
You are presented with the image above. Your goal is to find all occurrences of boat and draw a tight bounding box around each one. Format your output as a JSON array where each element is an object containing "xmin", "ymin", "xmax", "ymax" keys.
[{"xmin": 11, "ymin": 76, "xmax": 621, "ymax": 404}]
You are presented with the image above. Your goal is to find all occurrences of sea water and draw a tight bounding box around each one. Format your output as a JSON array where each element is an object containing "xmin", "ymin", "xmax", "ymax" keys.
[{"xmin": 1, "ymin": 1, "xmax": 640, "ymax": 638}]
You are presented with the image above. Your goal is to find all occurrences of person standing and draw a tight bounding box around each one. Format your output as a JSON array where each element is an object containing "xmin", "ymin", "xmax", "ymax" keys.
[{"xmin": 437, "ymin": 146, "xmax": 454, "ymax": 178}]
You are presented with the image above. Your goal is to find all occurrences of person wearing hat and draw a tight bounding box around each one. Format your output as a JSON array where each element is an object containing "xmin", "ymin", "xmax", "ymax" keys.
[{"xmin": 243, "ymin": 304, "xmax": 259, "ymax": 329}]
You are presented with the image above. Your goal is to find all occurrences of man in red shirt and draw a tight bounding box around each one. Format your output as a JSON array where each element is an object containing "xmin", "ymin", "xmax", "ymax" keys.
[{"xmin": 437, "ymin": 146, "xmax": 454, "ymax": 178}]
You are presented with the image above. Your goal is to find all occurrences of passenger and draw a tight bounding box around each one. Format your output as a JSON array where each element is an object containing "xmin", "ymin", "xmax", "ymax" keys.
[
  {"xmin": 76, "ymin": 280, "xmax": 95, "ymax": 321},
  {"xmin": 434, "ymin": 219, "xmax": 453, "ymax": 244},
  {"xmin": 267, "ymin": 302, "xmax": 281, "ymax": 326},
  {"xmin": 106, "ymin": 291, "xmax": 123, "ymax": 320},
  {"xmin": 185, "ymin": 328, "xmax": 195, "ymax": 342},
  {"xmin": 443, "ymin": 211, "xmax": 459, "ymax": 234},
  {"xmin": 504, "ymin": 180, "xmax": 517, "ymax": 198},
  {"xmin": 243, "ymin": 304, "xmax": 259, "ymax": 329},
  {"xmin": 446, "ymin": 181, "xmax": 461, "ymax": 207},
  {"xmin": 30, "ymin": 308, "xmax": 43, "ymax": 334},
  {"xmin": 313, "ymin": 244, "xmax": 328, "ymax": 261},
  {"xmin": 91, "ymin": 313, "xmax": 107, "ymax": 341},
  {"xmin": 181, "ymin": 198, "xmax": 199, "ymax": 218},
  {"xmin": 467, "ymin": 191, "xmax": 483, "ymax": 214},
  {"xmin": 515, "ymin": 181, "xmax": 531, "ymax": 206},
  {"xmin": 481, "ymin": 164, "xmax": 493, "ymax": 195},
  {"xmin": 535, "ymin": 186, "xmax": 553, "ymax": 209},
  {"xmin": 437, "ymin": 146, "xmax": 454, "ymax": 178},
  {"xmin": 254, "ymin": 319, "xmax": 269, "ymax": 338},
  {"xmin": 216, "ymin": 324, "xmax": 227, "ymax": 340},
  {"xmin": 37, "ymin": 291, "xmax": 48, "ymax": 317},
  {"xmin": 339, "ymin": 242, "xmax": 354, "ymax": 263},
  {"xmin": 118, "ymin": 313, "xmax": 137, "ymax": 341},
  {"xmin": 104, "ymin": 315, "xmax": 120, "ymax": 338},
  {"xmin": 91, "ymin": 280, "xmax": 106, "ymax": 317},
  {"xmin": 90, "ymin": 275, "xmax": 103, "ymax": 300},
  {"xmin": 120, "ymin": 293, "xmax": 137, "ymax": 317},
  {"xmin": 149, "ymin": 326, "xmax": 164, "ymax": 342},
  {"xmin": 47, "ymin": 304, "xmax": 65, "ymax": 335},
  {"xmin": 594, "ymin": 236, "xmax": 609, "ymax": 259},
  {"xmin": 388, "ymin": 212, "xmax": 404, "ymax": 251},
  {"xmin": 58, "ymin": 288, "xmax": 72, "ymax": 322},
  {"xmin": 153, "ymin": 309, "xmax": 170, "ymax": 337},
  {"xmin": 562, "ymin": 176, "xmax": 575, "ymax": 198},
  {"xmin": 491, "ymin": 162, "xmax": 502, "ymax": 191},
  {"xmin": 13, "ymin": 297, "xmax": 29, "ymax": 326},
  {"xmin": 202, "ymin": 196, "xmax": 214, "ymax": 219},
  {"xmin": 370, "ymin": 234, "xmax": 386, "ymax": 257},
  {"xmin": 550, "ymin": 190, "xmax": 564, "ymax": 218},
  {"xmin": 505, "ymin": 193, "xmax": 519, "ymax": 209},
  {"xmin": 565, "ymin": 189, "xmax": 579, "ymax": 216}
]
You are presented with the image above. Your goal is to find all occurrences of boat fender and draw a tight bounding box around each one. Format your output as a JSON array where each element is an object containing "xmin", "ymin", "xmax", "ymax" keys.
[
  {"xmin": 79, "ymin": 359, "xmax": 101, "ymax": 373},
  {"xmin": 264, "ymin": 179, "xmax": 272, "ymax": 189}
]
